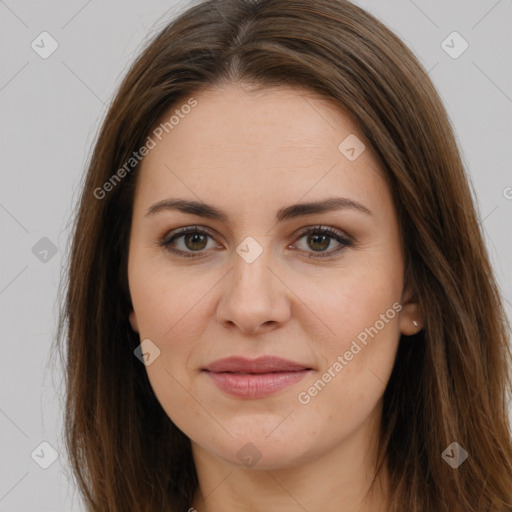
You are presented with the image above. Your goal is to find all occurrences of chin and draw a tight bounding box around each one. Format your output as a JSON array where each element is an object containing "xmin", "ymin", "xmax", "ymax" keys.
[
  {"xmin": 189, "ymin": 415, "xmax": 325, "ymax": 471},
  {"xmin": 213, "ymin": 436, "xmax": 315, "ymax": 471}
]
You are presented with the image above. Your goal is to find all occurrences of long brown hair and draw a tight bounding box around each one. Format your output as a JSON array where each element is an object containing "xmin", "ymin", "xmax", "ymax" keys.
[{"xmin": 55, "ymin": 0, "xmax": 512, "ymax": 510}]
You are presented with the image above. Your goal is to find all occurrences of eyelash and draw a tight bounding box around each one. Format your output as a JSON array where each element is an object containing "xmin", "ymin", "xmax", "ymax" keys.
[{"xmin": 159, "ymin": 225, "xmax": 353, "ymax": 260}]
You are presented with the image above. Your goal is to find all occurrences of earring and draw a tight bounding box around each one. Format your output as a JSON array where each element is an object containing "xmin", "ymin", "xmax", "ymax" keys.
[{"xmin": 413, "ymin": 320, "xmax": 419, "ymax": 327}]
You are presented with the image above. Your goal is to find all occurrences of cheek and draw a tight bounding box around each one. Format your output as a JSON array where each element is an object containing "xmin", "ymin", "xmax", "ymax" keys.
[
  {"xmin": 296, "ymin": 258, "xmax": 402, "ymax": 408},
  {"xmin": 295, "ymin": 312, "xmax": 400, "ymax": 442},
  {"xmin": 129, "ymin": 258, "xmax": 213, "ymax": 342},
  {"xmin": 300, "ymin": 252, "xmax": 403, "ymax": 342},
  {"xmin": 132, "ymin": 268, "xmax": 211, "ymax": 430}
]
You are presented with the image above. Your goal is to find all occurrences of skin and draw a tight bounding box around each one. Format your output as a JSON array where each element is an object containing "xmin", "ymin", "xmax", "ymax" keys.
[{"xmin": 127, "ymin": 82, "xmax": 422, "ymax": 512}]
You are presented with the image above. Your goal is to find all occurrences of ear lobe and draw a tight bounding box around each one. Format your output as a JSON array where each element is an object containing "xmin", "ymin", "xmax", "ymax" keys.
[
  {"xmin": 398, "ymin": 285, "xmax": 424, "ymax": 336},
  {"xmin": 129, "ymin": 309, "xmax": 139, "ymax": 333}
]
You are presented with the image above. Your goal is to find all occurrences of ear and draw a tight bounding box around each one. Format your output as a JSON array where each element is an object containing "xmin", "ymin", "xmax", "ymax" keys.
[
  {"xmin": 398, "ymin": 284, "xmax": 423, "ymax": 336},
  {"xmin": 129, "ymin": 309, "xmax": 139, "ymax": 333}
]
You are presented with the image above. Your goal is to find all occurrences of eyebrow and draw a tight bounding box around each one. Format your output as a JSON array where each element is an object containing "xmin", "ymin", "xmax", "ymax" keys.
[{"xmin": 145, "ymin": 197, "xmax": 372, "ymax": 223}]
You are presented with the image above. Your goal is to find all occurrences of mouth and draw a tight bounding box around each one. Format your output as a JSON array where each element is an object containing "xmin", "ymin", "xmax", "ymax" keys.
[{"xmin": 201, "ymin": 356, "xmax": 314, "ymax": 399}]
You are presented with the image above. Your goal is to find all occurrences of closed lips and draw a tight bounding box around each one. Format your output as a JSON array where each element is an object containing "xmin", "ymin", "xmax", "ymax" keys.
[
  {"xmin": 202, "ymin": 356, "xmax": 313, "ymax": 399},
  {"xmin": 202, "ymin": 356, "xmax": 313, "ymax": 374}
]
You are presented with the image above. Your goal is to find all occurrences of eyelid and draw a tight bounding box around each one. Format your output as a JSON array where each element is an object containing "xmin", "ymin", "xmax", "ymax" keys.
[
  {"xmin": 293, "ymin": 224, "xmax": 353, "ymax": 243},
  {"xmin": 160, "ymin": 225, "xmax": 220, "ymax": 246},
  {"xmin": 289, "ymin": 225, "xmax": 353, "ymax": 258}
]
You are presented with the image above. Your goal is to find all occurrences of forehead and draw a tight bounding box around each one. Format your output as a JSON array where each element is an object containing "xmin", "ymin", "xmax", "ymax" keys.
[{"xmin": 134, "ymin": 83, "xmax": 389, "ymax": 220}]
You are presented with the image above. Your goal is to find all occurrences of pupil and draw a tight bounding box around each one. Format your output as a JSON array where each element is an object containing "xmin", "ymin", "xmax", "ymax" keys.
[
  {"xmin": 309, "ymin": 233, "xmax": 329, "ymax": 251},
  {"xmin": 186, "ymin": 233, "xmax": 206, "ymax": 250}
]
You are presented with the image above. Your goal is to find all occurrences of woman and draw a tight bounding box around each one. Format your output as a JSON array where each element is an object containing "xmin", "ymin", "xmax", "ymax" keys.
[{"xmin": 56, "ymin": 0, "xmax": 512, "ymax": 510}]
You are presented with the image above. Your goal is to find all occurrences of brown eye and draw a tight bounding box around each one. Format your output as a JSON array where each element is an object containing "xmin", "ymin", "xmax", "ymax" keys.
[
  {"xmin": 292, "ymin": 226, "xmax": 353, "ymax": 258},
  {"xmin": 307, "ymin": 232, "xmax": 331, "ymax": 252},
  {"xmin": 160, "ymin": 225, "xmax": 352, "ymax": 259},
  {"xmin": 161, "ymin": 226, "xmax": 218, "ymax": 258},
  {"xmin": 182, "ymin": 232, "xmax": 208, "ymax": 251}
]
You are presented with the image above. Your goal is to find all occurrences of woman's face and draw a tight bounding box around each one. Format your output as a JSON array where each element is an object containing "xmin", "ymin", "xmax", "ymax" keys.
[{"xmin": 127, "ymin": 83, "xmax": 420, "ymax": 471}]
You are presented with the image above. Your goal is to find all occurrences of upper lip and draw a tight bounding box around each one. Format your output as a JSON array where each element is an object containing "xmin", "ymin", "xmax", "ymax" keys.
[{"xmin": 202, "ymin": 356, "xmax": 313, "ymax": 374}]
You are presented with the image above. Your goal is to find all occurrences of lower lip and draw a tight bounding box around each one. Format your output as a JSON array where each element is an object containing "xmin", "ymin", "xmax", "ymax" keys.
[{"xmin": 203, "ymin": 370, "xmax": 310, "ymax": 398}]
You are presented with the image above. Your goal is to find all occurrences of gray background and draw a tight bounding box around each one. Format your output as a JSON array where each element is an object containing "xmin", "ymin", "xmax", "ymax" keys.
[{"xmin": 0, "ymin": 0, "xmax": 511, "ymax": 510}]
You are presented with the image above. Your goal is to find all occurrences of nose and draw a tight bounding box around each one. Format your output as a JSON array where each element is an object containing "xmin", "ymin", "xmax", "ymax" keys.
[{"xmin": 216, "ymin": 243, "xmax": 291, "ymax": 334}]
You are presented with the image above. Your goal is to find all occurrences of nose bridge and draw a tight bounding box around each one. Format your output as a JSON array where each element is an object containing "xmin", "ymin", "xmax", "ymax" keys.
[
  {"xmin": 232, "ymin": 235, "xmax": 273, "ymax": 295},
  {"xmin": 217, "ymin": 235, "xmax": 289, "ymax": 332}
]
